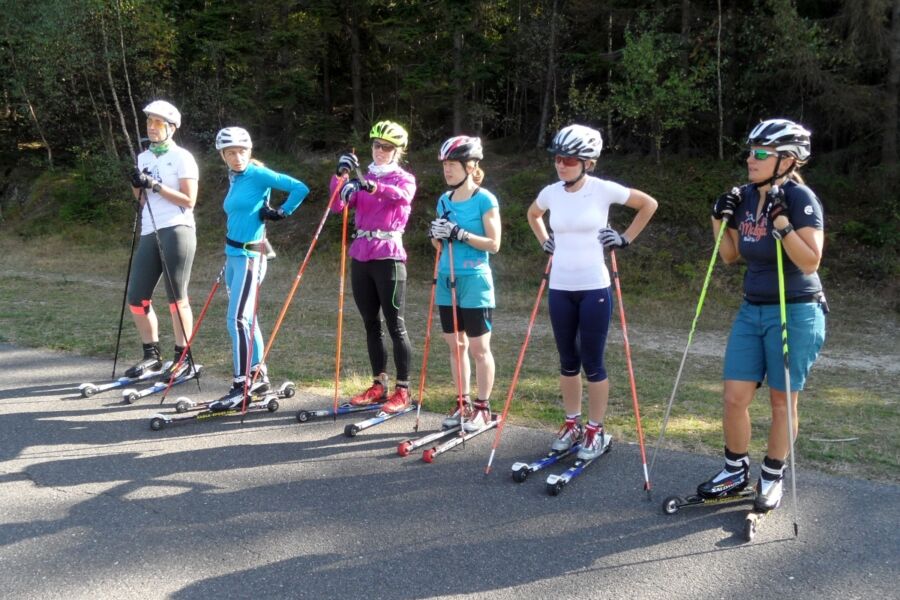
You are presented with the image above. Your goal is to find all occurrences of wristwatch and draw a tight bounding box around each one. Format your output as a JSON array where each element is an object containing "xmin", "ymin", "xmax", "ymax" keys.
[
  {"xmin": 772, "ymin": 223, "xmax": 794, "ymax": 240},
  {"xmin": 151, "ymin": 182, "xmax": 162, "ymax": 193}
]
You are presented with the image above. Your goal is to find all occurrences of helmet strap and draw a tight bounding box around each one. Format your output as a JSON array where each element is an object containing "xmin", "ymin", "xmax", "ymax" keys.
[
  {"xmin": 563, "ymin": 162, "xmax": 587, "ymax": 189},
  {"xmin": 755, "ymin": 154, "xmax": 795, "ymax": 189}
]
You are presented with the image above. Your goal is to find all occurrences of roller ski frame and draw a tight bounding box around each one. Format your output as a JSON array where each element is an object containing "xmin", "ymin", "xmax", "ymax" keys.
[
  {"xmin": 297, "ymin": 401, "xmax": 383, "ymax": 424},
  {"xmin": 421, "ymin": 415, "xmax": 501, "ymax": 463},
  {"xmin": 119, "ymin": 365, "xmax": 203, "ymax": 405},
  {"xmin": 744, "ymin": 505, "xmax": 777, "ymax": 542},
  {"xmin": 78, "ymin": 362, "xmax": 170, "ymax": 398},
  {"xmin": 545, "ymin": 436, "xmax": 613, "ymax": 496},
  {"xmin": 511, "ymin": 444, "xmax": 581, "ymax": 483},
  {"xmin": 173, "ymin": 380, "xmax": 295, "ymax": 414},
  {"xmin": 149, "ymin": 395, "xmax": 280, "ymax": 431},
  {"xmin": 344, "ymin": 403, "xmax": 417, "ymax": 437},
  {"xmin": 661, "ymin": 486, "xmax": 757, "ymax": 515},
  {"xmin": 397, "ymin": 423, "xmax": 461, "ymax": 457}
]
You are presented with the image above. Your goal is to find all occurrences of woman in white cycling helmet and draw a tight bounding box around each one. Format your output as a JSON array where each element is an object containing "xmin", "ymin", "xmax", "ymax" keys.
[{"xmin": 526, "ymin": 124, "xmax": 658, "ymax": 462}]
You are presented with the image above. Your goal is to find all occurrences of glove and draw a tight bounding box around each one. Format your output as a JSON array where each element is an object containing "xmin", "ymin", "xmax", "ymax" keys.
[
  {"xmin": 598, "ymin": 227, "xmax": 629, "ymax": 250},
  {"xmin": 765, "ymin": 186, "xmax": 789, "ymax": 221},
  {"xmin": 335, "ymin": 152, "xmax": 359, "ymax": 176},
  {"xmin": 131, "ymin": 168, "xmax": 159, "ymax": 191},
  {"xmin": 430, "ymin": 217, "xmax": 469, "ymax": 242},
  {"xmin": 340, "ymin": 179, "xmax": 363, "ymax": 203},
  {"xmin": 542, "ymin": 234, "xmax": 555, "ymax": 255},
  {"xmin": 711, "ymin": 187, "xmax": 740, "ymax": 220},
  {"xmin": 361, "ymin": 179, "xmax": 376, "ymax": 194},
  {"xmin": 260, "ymin": 205, "xmax": 286, "ymax": 221}
]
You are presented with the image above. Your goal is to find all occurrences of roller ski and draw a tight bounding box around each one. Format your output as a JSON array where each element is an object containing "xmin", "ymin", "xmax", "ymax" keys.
[
  {"xmin": 120, "ymin": 364, "xmax": 202, "ymax": 405},
  {"xmin": 78, "ymin": 362, "xmax": 169, "ymax": 398},
  {"xmin": 175, "ymin": 379, "xmax": 294, "ymax": 414},
  {"xmin": 662, "ymin": 460, "xmax": 756, "ymax": 515},
  {"xmin": 744, "ymin": 470, "xmax": 785, "ymax": 541},
  {"xmin": 422, "ymin": 401, "xmax": 500, "ymax": 463},
  {"xmin": 343, "ymin": 385, "xmax": 415, "ymax": 437},
  {"xmin": 297, "ymin": 402, "xmax": 382, "ymax": 424},
  {"xmin": 513, "ymin": 417, "xmax": 584, "ymax": 483},
  {"xmin": 396, "ymin": 398, "xmax": 475, "ymax": 456},
  {"xmin": 149, "ymin": 382, "xmax": 284, "ymax": 431},
  {"xmin": 545, "ymin": 426, "xmax": 612, "ymax": 496}
]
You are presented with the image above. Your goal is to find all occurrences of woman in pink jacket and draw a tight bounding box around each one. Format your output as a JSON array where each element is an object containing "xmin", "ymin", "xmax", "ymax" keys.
[{"xmin": 329, "ymin": 121, "xmax": 417, "ymax": 413}]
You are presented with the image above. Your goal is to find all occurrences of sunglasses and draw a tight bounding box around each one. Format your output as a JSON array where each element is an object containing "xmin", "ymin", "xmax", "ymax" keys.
[
  {"xmin": 745, "ymin": 148, "xmax": 780, "ymax": 161},
  {"xmin": 372, "ymin": 141, "xmax": 397, "ymax": 152},
  {"xmin": 555, "ymin": 155, "xmax": 582, "ymax": 167}
]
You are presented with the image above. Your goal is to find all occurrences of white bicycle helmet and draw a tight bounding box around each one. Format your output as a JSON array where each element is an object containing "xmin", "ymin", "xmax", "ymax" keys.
[
  {"xmin": 143, "ymin": 100, "xmax": 181, "ymax": 128},
  {"xmin": 549, "ymin": 124, "xmax": 603, "ymax": 159},
  {"xmin": 215, "ymin": 127, "xmax": 253, "ymax": 150},
  {"xmin": 438, "ymin": 136, "xmax": 483, "ymax": 162},
  {"xmin": 747, "ymin": 119, "xmax": 811, "ymax": 162}
]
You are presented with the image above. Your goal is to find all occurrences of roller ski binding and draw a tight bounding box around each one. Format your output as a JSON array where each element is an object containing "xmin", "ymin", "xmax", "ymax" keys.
[
  {"xmin": 512, "ymin": 417, "xmax": 583, "ymax": 483},
  {"xmin": 662, "ymin": 463, "xmax": 755, "ymax": 515},
  {"xmin": 545, "ymin": 426, "xmax": 612, "ymax": 496}
]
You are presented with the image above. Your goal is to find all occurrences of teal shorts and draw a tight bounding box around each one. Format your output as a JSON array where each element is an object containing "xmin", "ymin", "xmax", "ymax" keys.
[
  {"xmin": 436, "ymin": 271, "xmax": 495, "ymax": 309},
  {"xmin": 723, "ymin": 301, "xmax": 826, "ymax": 392}
]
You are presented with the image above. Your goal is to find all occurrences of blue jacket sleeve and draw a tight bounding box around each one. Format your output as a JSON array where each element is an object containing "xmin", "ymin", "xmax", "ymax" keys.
[{"xmin": 255, "ymin": 166, "xmax": 310, "ymax": 215}]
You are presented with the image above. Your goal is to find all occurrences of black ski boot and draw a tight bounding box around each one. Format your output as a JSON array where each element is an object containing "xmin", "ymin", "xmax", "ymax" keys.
[
  {"xmin": 159, "ymin": 345, "xmax": 192, "ymax": 381},
  {"xmin": 697, "ymin": 449, "xmax": 750, "ymax": 499},
  {"xmin": 125, "ymin": 343, "xmax": 162, "ymax": 378}
]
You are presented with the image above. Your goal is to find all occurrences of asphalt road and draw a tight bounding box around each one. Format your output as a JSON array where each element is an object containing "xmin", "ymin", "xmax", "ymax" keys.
[{"xmin": 0, "ymin": 343, "xmax": 897, "ymax": 599}]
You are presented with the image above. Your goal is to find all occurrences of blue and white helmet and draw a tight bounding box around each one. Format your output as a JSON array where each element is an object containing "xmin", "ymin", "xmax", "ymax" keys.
[
  {"xmin": 549, "ymin": 124, "xmax": 603, "ymax": 159},
  {"xmin": 215, "ymin": 127, "xmax": 253, "ymax": 150},
  {"xmin": 143, "ymin": 100, "xmax": 181, "ymax": 128},
  {"xmin": 747, "ymin": 119, "xmax": 811, "ymax": 162}
]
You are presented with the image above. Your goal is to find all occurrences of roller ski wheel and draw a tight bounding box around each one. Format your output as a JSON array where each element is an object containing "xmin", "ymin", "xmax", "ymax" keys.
[
  {"xmin": 149, "ymin": 416, "xmax": 166, "ymax": 431},
  {"xmin": 662, "ymin": 496, "xmax": 682, "ymax": 515},
  {"xmin": 744, "ymin": 513, "xmax": 760, "ymax": 541},
  {"xmin": 547, "ymin": 480, "xmax": 564, "ymax": 496},
  {"xmin": 278, "ymin": 381, "xmax": 296, "ymax": 398},
  {"xmin": 422, "ymin": 448, "xmax": 436, "ymax": 463},
  {"xmin": 266, "ymin": 398, "xmax": 279, "ymax": 412},
  {"xmin": 344, "ymin": 423, "xmax": 360, "ymax": 438},
  {"xmin": 174, "ymin": 398, "xmax": 194, "ymax": 414},
  {"xmin": 512, "ymin": 467, "xmax": 529, "ymax": 483},
  {"xmin": 397, "ymin": 440, "xmax": 412, "ymax": 457},
  {"xmin": 80, "ymin": 383, "xmax": 98, "ymax": 398},
  {"xmin": 296, "ymin": 410, "xmax": 311, "ymax": 423},
  {"xmin": 122, "ymin": 389, "xmax": 139, "ymax": 405}
]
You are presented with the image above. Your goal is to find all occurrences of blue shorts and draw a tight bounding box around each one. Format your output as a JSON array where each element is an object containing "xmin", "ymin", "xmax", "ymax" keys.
[
  {"xmin": 436, "ymin": 271, "xmax": 495, "ymax": 309},
  {"xmin": 723, "ymin": 301, "xmax": 826, "ymax": 392}
]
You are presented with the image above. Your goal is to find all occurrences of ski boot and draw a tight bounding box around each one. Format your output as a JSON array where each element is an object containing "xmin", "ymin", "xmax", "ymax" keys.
[
  {"xmin": 208, "ymin": 383, "xmax": 249, "ymax": 412},
  {"xmin": 697, "ymin": 463, "xmax": 750, "ymax": 499},
  {"xmin": 462, "ymin": 400, "xmax": 492, "ymax": 433},
  {"xmin": 381, "ymin": 385, "xmax": 411, "ymax": 414},
  {"xmin": 754, "ymin": 465, "xmax": 784, "ymax": 512},
  {"xmin": 124, "ymin": 343, "xmax": 162, "ymax": 378},
  {"xmin": 158, "ymin": 346, "xmax": 192, "ymax": 381},
  {"xmin": 349, "ymin": 374, "xmax": 388, "ymax": 407},
  {"xmin": 576, "ymin": 424, "xmax": 611, "ymax": 461},
  {"xmin": 551, "ymin": 417, "xmax": 584, "ymax": 453},
  {"xmin": 441, "ymin": 395, "xmax": 471, "ymax": 429}
]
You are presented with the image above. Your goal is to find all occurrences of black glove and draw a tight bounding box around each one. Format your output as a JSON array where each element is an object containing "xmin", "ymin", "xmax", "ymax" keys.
[
  {"xmin": 711, "ymin": 187, "xmax": 740, "ymax": 221},
  {"xmin": 340, "ymin": 179, "xmax": 362, "ymax": 202},
  {"xmin": 598, "ymin": 227, "xmax": 629, "ymax": 250},
  {"xmin": 260, "ymin": 205, "xmax": 286, "ymax": 221},
  {"xmin": 336, "ymin": 152, "xmax": 359, "ymax": 176},
  {"xmin": 361, "ymin": 179, "xmax": 376, "ymax": 194},
  {"xmin": 131, "ymin": 168, "xmax": 159, "ymax": 191},
  {"xmin": 765, "ymin": 186, "xmax": 789, "ymax": 221},
  {"xmin": 542, "ymin": 234, "xmax": 555, "ymax": 255}
]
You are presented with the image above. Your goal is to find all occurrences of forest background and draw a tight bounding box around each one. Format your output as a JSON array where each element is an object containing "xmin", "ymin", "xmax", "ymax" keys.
[{"xmin": 0, "ymin": 1, "xmax": 897, "ymax": 478}]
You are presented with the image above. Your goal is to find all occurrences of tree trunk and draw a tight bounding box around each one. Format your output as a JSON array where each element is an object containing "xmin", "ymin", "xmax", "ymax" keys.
[
  {"xmin": 883, "ymin": 0, "xmax": 899, "ymax": 165},
  {"xmin": 678, "ymin": 0, "xmax": 692, "ymax": 154},
  {"xmin": 8, "ymin": 46, "xmax": 53, "ymax": 168},
  {"xmin": 536, "ymin": 0, "xmax": 558, "ymax": 149},
  {"xmin": 607, "ymin": 11, "xmax": 613, "ymax": 148},
  {"xmin": 100, "ymin": 12, "xmax": 135, "ymax": 161},
  {"xmin": 346, "ymin": 6, "xmax": 364, "ymax": 133},
  {"xmin": 83, "ymin": 70, "xmax": 112, "ymax": 156},
  {"xmin": 322, "ymin": 39, "xmax": 332, "ymax": 114},
  {"xmin": 717, "ymin": 0, "xmax": 724, "ymax": 160},
  {"xmin": 114, "ymin": 0, "xmax": 141, "ymax": 151},
  {"xmin": 452, "ymin": 29, "xmax": 464, "ymax": 133}
]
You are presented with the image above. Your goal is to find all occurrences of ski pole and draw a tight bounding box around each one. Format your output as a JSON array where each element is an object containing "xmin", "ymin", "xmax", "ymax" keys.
[
  {"xmin": 609, "ymin": 249, "xmax": 652, "ymax": 498},
  {"xmin": 332, "ymin": 201, "xmax": 350, "ymax": 420},
  {"xmin": 413, "ymin": 246, "xmax": 442, "ymax": 432},
  {"xmin": 112, "ymin": 208, "xmax": 139, "ymax": 378},
  {"xmin": 241, "ymin": 251, "xmax": 265, "ymax": 419},
  {"xmin": 484, "ymin": 255, "xmax": 552, "ymax": 475},
  {"xmin": 648, "ymin": 203, "xmax": 732, "ymax": 478},
  {"xmin": 252, "ymin": 176, "xmax": 346, "ymax": 380},
  {"xmin": 776, "ymin": 221, "xmax": 800, "ymax": 537},
  {"xmin": 158, "ymin": 262, "xmax": 225, "ymax": 404},
  {"xmin": 446, "ymin": 237, "xmax": 468, "ymax": 435}
]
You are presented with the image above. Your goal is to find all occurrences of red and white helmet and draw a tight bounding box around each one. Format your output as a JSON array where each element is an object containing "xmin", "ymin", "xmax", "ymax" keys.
[
  {"xmin": 143, "ymin": 100, "xmax": 181, "ymax": 128},
  {"xmin": 747, "ymin": 119, "xmax": 811, "ymax": 162},
  {"xmin": 549, "ymin": 124, "xmax": 603, "ymax": 159},
  {"xmin": 215, "ymin": 127, "xmax": 253, "ymax": 150},
  {"xmin": 438, "ymin": 136, "xmax": 483, "ymax": 162}
]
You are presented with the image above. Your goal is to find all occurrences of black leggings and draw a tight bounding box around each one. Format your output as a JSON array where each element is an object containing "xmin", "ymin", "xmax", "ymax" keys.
[
  {"xmin": 351, "ymin": 259, "xmax": 411, "ymax": 381},
  {"xmin": 127, "ymin": 225, "xmax": 196, "ymax": 307}
]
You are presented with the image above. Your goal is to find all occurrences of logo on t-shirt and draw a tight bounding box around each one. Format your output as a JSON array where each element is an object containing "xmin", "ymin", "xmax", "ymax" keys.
[
  {"xmin": 804, "ymin": 205, "xmax": 813, "ymax": 215},
  {"xmin": 739, "ymin": 210, "xmax": 768, "ymax": 243}
]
